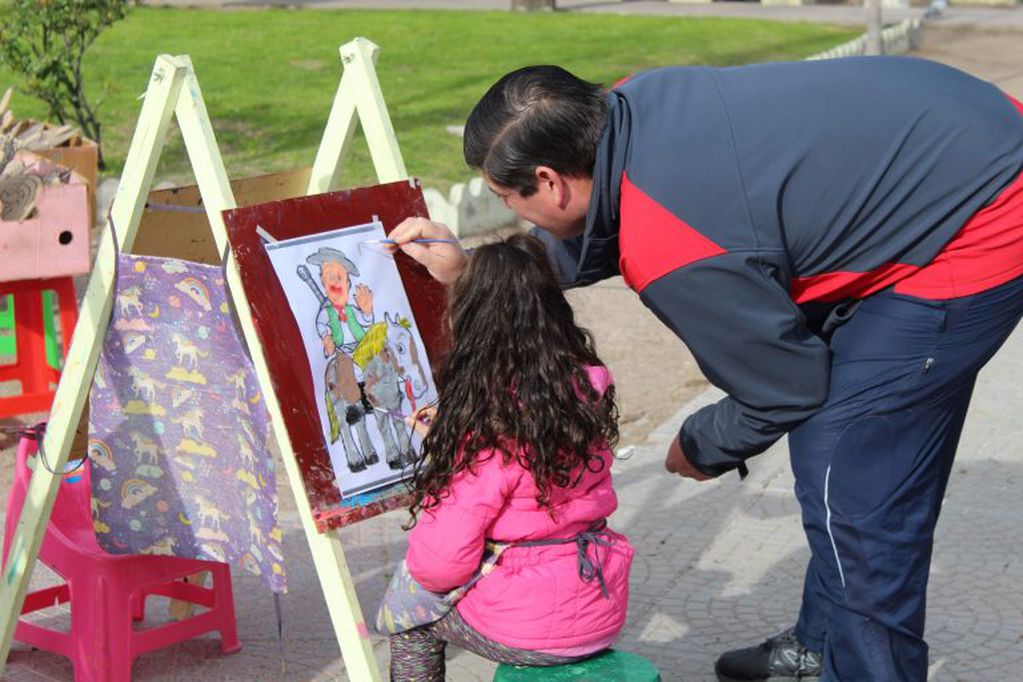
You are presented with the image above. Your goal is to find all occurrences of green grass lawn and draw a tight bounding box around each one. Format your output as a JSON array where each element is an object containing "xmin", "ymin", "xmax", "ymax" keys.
[{"xmin": 0, "ymin": 8, "xmax": 857, "ymax": 191}]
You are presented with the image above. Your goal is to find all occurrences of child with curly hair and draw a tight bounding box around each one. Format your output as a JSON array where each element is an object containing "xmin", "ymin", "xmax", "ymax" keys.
[{"xmin": 378, "ymin": 233, "xmax": 634, "ymax": 681}]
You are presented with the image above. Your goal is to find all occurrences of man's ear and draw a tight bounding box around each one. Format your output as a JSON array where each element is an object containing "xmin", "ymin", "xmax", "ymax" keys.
[{"xmin": 534, "ymin": 165, "xmax": 567, "ymax": 204}]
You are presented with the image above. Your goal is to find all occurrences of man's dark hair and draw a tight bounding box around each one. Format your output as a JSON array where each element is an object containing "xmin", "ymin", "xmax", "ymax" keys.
[{"xmin": 463, "ymin": 65, "xmax": 609, "ymax": 197}]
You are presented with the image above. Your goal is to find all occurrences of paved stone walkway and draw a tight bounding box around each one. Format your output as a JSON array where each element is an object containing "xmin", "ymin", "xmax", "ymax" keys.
[{"xmin": 8, "ymin": 327, "xmax": 1021, "ymax": 680}]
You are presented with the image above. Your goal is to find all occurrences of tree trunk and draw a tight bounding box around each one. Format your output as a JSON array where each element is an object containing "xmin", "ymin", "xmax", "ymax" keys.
[
  {"xmin": 511, "ymin": 0, "xmax": 556, "ymax": 10},
  {"xmin": 865, "ymin": 0, "xmax": 883, "ymax": 55}
]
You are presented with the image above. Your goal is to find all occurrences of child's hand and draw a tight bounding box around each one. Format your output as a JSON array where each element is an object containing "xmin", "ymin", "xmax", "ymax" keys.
[
  {"xmin": 389, "ymin": 218, "xmax": 468, "ymax": 284},
  {"xmin": 406, "ymin": 406, "xmax": 438, "ymax": 438}
]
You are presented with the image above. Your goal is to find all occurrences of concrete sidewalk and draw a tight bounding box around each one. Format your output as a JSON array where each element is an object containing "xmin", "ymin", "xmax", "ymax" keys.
[
  {"xmin": 8, "ymin": 336, "xmax": 1020, "ymax": 681},
  {"xmin": 145, "ymin": 0, "xmax": 1023, "ymax": 31}
]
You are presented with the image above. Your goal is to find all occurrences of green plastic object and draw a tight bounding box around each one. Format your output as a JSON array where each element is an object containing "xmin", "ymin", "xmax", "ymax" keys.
[
  {"xmin": 0, "ymin": 295, "xmax": 13, "ymax": 358},
  {"xmin": 493, "ymin": 650, "xmax": 660, "ymax": 682},
  {"xmin": 41, "ymin": 290, "xmax": 61, "ymax": 370},
  {"xmin": 0, "ymin": 291, "xmax": 63, "ymax": 369}
]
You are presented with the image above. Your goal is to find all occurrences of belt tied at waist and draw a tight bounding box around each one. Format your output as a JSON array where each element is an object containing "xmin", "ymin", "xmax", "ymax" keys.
[{"xmin": 506, "ymin": 520, "xmax": 615, "ymax": 598}]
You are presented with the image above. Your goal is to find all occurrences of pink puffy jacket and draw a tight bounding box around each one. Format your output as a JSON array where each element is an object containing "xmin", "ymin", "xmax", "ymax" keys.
[{"xmin": 406, "ymin": 366, "xmax": 633, "ymax": 653}]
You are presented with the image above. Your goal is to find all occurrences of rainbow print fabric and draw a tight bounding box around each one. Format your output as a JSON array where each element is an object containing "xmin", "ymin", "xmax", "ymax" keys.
[{"xmin": 89, "ymin": 253, "xmax": 285, "ymax": 592}]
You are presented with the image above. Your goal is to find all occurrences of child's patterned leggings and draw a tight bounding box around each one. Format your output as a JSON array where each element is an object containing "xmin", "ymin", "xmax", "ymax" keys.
[{"xmin": 389, "ymin": 608, "xmax": 594, "ymax": 681}]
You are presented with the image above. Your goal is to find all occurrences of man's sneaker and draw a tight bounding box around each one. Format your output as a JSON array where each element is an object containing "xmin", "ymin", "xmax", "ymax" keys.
[{"xmin": 715, "ymin": 627, "xmax": 822, "ymax": 681}]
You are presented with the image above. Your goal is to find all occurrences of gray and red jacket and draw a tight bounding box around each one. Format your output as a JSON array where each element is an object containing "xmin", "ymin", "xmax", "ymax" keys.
[{"xmin": 537, "ymin": 56, "xmax": 1023, "ymax": 476}]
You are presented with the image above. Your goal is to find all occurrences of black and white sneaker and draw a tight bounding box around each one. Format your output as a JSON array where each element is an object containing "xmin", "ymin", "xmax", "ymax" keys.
[{"xmin": 715, "ymin": 627, "xmax": 822, "ymax": 681}]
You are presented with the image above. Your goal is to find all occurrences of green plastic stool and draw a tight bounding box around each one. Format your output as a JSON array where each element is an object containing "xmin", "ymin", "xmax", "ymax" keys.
[
  {"xmin": 0, "ymin": 291, "xmax": 63, "ymax": 370},
  {"xmin": 493, "ymin": 650, "xmax": 660, "ymax": 681}
]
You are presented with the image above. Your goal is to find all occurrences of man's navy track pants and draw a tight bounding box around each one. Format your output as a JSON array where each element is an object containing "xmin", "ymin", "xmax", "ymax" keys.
[{"xmin": 790, "ymin": 274, "xmax": 1023, "ymax": 681}]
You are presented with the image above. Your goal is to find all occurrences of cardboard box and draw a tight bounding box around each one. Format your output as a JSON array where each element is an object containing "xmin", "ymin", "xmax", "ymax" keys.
[
  {"xmin": 0, "ymin": 153, "xmax": 91, "ymax": 283},
  {"xmin": 134, "ymin": 167, "xmax": 313, "ymax": 263},
  {"xmin": 32, "ymin": 132, "xmax": 99, "ymax": 218}
]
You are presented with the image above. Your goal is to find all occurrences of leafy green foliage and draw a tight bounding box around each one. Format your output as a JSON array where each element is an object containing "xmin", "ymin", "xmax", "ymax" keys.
[{"xmin": 0, "ymin": 0, "xmax": 129, "ymax": 167}]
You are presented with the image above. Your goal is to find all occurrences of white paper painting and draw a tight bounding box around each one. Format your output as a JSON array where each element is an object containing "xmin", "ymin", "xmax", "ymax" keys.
[{"xmin": 265, "ymin": 221, "xmax": 436, "ymax": 497}]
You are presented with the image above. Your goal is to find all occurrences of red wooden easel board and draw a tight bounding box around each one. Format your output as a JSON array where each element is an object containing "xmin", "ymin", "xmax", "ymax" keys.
[{"xmin": 223, "ymin": 179, "xmax": 448, "ymax": 531}]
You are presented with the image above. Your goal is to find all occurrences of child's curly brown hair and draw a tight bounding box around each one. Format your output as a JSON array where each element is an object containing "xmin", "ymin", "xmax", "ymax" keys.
[{"xmin": 406, "ymin": 233, "xmax": 619, "ymax": 527}]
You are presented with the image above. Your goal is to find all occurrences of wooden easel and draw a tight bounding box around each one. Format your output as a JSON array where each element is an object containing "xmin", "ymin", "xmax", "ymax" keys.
[{"xmin": 0, "ymin": 37, "xmax": 406, "ymax": 680}]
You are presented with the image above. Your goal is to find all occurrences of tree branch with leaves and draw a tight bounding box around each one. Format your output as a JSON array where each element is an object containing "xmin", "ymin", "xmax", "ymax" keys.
[{"xmin": 0, "ymin": 0, "xmax": 130, "ymax": 169}]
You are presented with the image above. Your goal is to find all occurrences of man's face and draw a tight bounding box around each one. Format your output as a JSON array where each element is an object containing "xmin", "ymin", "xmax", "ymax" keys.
[
  {"xmin": 485, "ymin": 175, "xmax": 588, "ymax": 240},
  {"xmin": 321, "ymin": 261, "xmax": 350, "ymax": 306}
]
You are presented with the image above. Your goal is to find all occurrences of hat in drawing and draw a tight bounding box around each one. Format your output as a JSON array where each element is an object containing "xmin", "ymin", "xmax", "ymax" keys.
[{"xmin": 306, "ymin": 246, "xmax": 360, "ymax": 277}]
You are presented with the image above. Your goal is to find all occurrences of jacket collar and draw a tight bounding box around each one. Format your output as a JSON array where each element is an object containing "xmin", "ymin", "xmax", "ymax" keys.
[{"xmin": 574, "ymin": 92, "xmax": 630, "ymax": 285}]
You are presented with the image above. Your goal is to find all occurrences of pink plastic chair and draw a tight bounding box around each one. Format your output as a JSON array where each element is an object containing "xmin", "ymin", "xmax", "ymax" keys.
[{"xmin": 2, "ymin": 432, "xmax": 241, "ymax": 680}]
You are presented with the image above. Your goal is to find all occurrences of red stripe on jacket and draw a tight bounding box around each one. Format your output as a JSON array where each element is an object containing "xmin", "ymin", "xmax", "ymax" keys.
[
  {"xmin": 618, "ymin": 172, "xmax": 727, "ymax": 292},
  {"xmin": 792, "ymin": 93, "xmax": 1023, "ymax": 303},
  {"xmin": 791, "ymin": 165, "xmax": 1023, "ymax": 303}
]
